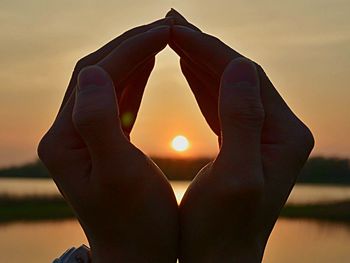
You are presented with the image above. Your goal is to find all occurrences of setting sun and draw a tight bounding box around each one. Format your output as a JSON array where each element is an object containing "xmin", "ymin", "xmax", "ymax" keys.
[{"xmin": 171, "ymin": 135, "xmax": 190, "ymax": 152}]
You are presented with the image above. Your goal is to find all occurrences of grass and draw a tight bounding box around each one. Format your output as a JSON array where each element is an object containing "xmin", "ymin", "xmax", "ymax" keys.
[
  {"xmin": 0, "ymin": 195, "xmax": 74, "ymax": 222},
  {"xmin": 1, "ymin": 195, "xmax": 350, "ymax": 224},
  {"xmin": 281, "ymin": 201, "xmax": 350, "ymax": 223}
]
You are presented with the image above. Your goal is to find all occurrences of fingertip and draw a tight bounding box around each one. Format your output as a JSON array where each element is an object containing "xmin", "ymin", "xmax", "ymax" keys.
[
  {"xmin": 166, "ymin": 9, "xmax": 201, "ymax": 32},
  {"xmin": 77, "ymin": 65, "xmax": 110, "ymax": 91},
  {"xmin": 98, "ymin": 25, "xmax": 170, "ymax": 81},
  {"xmin": 146, "ymin": 25, "xmax": 171, "ymax": 48},
  {"xmin": 166, "ymin": 8, "xmax": 187, "ymax": 21},
  {"xmin": 73, "ymin": 64, "xmax": 125, "ymax": 156},
  {"xmin": 165, "ymin": 8, "xmax": 174, "ymax": 18},
  {"xmin": 74, "ymin": 65, "xmax": 117, "ymax": 128},
  {"xmin": 221, "ymin": 58, "xmax": 258, "ymax": 88},
  {"xmin": 219, "ymin": 57, "xmax": 264, "ymax": 133},
  {"xmin": 171, "ymin": 25, "xmax": 199, "ymax": 47}
]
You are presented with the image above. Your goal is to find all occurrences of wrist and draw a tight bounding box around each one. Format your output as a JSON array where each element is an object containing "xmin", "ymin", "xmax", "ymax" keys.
[
  {"xmin": 90, "ymin": 244, "xmax": 121, "ymax": 263},
  {"xmin": 229, "ymin": 240, "xmax": 265, "ymax": 263},
  {"xmin": 180, "ymin": 240, "xmax": 264, "ymax": 263}
]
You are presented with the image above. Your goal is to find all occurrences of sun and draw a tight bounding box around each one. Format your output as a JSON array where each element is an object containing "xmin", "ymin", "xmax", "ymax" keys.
[{"xmin": 171, "ymin": 135, "xmax": 190, "ymax": 152}]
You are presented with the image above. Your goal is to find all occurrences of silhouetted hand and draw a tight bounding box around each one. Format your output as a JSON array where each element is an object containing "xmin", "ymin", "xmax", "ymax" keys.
[
  {"xmin": 38, "ymin": 19, "xmax": 178, "ymax": 263},
  {"xmin": 167, "ymin": 10, "xmax": 314, "ymax": 262}
]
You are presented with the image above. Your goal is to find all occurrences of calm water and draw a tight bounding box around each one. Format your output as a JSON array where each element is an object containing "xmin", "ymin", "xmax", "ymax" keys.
[
  {"xmin": 1, "ymin": 178, "xmax": 350, "ymax": 262},
  {"xmin": 2, "ymin": 178, "xmax": 350, "ymax": 204}
]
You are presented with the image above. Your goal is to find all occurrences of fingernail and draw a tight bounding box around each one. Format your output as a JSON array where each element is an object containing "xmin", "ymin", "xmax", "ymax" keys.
[
  {"xmin": 147, "ymin": 25, "xmax": 170, "ymax": 33},
  {"xmin": 78, "ymin": 66, "xmax": 108, "ymax": 91},
  {"xmin": 223, "ymin": 58, "xmax": 258, "ymax": 86}
]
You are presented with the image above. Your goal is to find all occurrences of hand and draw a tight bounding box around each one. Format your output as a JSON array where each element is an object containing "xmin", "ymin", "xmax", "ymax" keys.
[
  {"xmin": 167, "ymin": 10, "xmax": 314, "ymax": 262},
  {"xmin": 38, "ymin": 19, "xmax": 178, "ymax": 263}
]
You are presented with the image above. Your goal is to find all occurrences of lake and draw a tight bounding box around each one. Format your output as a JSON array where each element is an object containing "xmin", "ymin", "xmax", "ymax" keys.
[{"xmin": 1, "ymin": 178, "xmax": 350, "ymax": 262}]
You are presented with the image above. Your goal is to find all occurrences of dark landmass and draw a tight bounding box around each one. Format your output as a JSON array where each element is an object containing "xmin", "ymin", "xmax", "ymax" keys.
[
  {"xmin": 0, "ymin": 195, "xmax": 74, "ymax": 222},
  {"xmin": 0, "ymin": 158, "xmax": 211, "ymax": 181},
  {"xmin": 0, "ymin": 160, "xmax": 49, "ymax": 179},
  {"xmin": 0, "ymin": 157, "xmax": 350, "ymax": 185},
  {"xmin": 282, "ymin": 201, "xmax": 350, "ymax": 223},
  {"xmin": 297, "ymin": 157, "xmax": 350, "ymax": 185},
  {"xmin": 1, "ymin": 195, "xmax": 350, "ymax": 224}
]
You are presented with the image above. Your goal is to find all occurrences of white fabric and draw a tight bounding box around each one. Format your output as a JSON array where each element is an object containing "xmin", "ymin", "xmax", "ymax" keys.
[{"xmin": 53, "ymin": 245, "xmax": 90, "ymax": 263}]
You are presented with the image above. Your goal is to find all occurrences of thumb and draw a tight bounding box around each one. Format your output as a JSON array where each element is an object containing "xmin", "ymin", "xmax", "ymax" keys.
[
  {"xmin": 73, "ymin": 65, "xmax": 127, "ymax": 160},
  {"xmin": 218, "ymin": 58, "xmax": 264, "ymax": 164}
]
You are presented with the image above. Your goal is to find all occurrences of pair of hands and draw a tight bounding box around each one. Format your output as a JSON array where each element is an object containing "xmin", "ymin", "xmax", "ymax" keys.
[{"xmin": 38, "ymin": 10, "xmax": 314, "ymax": 263}]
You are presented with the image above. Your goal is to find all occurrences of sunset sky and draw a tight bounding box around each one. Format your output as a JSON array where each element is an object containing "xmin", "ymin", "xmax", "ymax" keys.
[{"xmin": 0, "ymin": 0, "xmax": 349, "ymax": 167}]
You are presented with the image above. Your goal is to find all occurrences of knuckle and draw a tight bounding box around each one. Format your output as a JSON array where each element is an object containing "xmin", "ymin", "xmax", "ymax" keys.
[
  {"xmin": 219, "ymin": 177, "xmax": 264, "ymax": 200},
  {"xmin": 37, "ymin": 132, "xmax": 58, "ymax": 166},
  {"xmin": 286, "ymin": 122, "xmax": 315, "ymax": 164},
  {"xmin": 294, "ymin": 123, "xmax": 315, "ymax": 153},
  {"xmin": 230, "ymin": 103, "xmax": 265, "ymax": 123},
  {"xmin": 301, "ymin": 126, "xmax": 315, "ymax": 151},
  {"xmin": 221, "ymin": 102, "xmax": 265, "ymax": 128},
  {"xmin": 212, "ymin": 163, "xmax": 265, "ymax": 199},
  {"xmin": 37, "ymin": 132, "xmax": 78, "ymax": 180},
  {"xmin": 220, "ymin": 81, "xmax": 265, "ymax": 127}
]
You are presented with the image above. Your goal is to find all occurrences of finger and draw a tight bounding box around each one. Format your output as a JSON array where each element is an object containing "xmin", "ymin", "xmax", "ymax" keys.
[
  {"xmin": 172, "ymin": 24, "xmax": 303, "ymax": 149},
  {"xmin": 165, "ymin": 8, "xmax": 208, "ymax": 71},
  {"xmin": 119, "ymin": 57, "xmax": 155, "ymax": 138},
  {"xmin": 38, "ymin": 90, "xmax": 88, "ymax": 175},
  {"xmin": 165, "ymin": 8, "xmax": 205, "ymax": 69},
  {"xmin": 180, "ymin": 58, "xmax": 221, "ymax": 136},
  {"xmin": 166, "ymin": 8, "xmax": 202, "ymax": 32},
  {"xmin": 180, "ymin": 57, "xmax": 219, "ymax": 99},
  {"xmin": 165, "ymin": 10, "xmax": 297, "ymax": 138},
  {"xmin": 165, "ymin": 9, "xmax": 216, "ymax": 79},
  {"xmin": 49, "ymin": 25, "xmax": 170, "ymax": 154},
  {"xmin": 73, "ymin": 66, "xmax": 127, "ymax": 161},
  {"xmin": 258, "ymin": 66, "xmax": 307, "ymax": 144},
  {"xmin": 47, "ymin": 91, "xmax": 85, "ymax": 150},
  {"xmin": 59, "ymin": 17, "xmax": 173, "ymax": 114},
  {"xmin": 216, "ymin": 58, "xmax": 264, "ymax": 185},
  {"xmin": 172, "ymin": 25, "xmax": 242, "ymax": 77},
  {"xmin": 170, "ymin": 40, "xmax": 215, "ymax": 80},
  {"xmin": 98, "ymin": 25, "xmax": 170, "ymax": 100},
  {"xmin": 165, "ymin": 10, "xmax": 223, "ymax": 138}
]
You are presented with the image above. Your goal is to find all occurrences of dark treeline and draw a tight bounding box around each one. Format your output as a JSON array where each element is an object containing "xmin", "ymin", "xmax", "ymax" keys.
[
  {"xmin": 297, "ymin": 157, "xmax": 350, "ymax": 184},
  {"xmin": 0, "ymin": 160, "xmax": 49, "ymax": 178},
  {"xmin": 0, "ymin": 157, "xmax": 350, "ymax": 185}
]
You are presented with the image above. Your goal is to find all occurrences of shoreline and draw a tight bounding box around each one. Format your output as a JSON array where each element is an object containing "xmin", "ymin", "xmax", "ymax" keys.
[{"xmin": 1, "ymin": 195, "xmax": 350, "ymax": 224}]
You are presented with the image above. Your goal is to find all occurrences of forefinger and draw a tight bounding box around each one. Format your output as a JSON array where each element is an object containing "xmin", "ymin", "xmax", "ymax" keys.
[
  {"xmin": 98, "ymin": 25, "xmax": 170, "ymax": 100},
  {"xmin": 59, "ymin": 17, "xmax": 173, "ymax": 113},
  {"xmin": 171, "ymin": 25, "xmax": 243, "ymax": 77}
]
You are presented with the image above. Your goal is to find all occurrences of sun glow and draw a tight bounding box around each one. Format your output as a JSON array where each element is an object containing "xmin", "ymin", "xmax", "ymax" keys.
[{"xmin": 171, "ymin": 135, "xmax": 190, "ymax": 152}]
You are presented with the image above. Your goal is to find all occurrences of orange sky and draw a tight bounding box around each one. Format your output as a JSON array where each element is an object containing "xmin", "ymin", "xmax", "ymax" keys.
[{"xmin": 0, "ymin": 0, "xmax": 349, "ymax": 167}]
